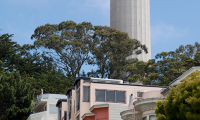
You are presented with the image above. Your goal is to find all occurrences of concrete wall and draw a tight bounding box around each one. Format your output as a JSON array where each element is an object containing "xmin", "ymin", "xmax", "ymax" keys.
[
  {"xmin": 142, "ymin": 90, "xmax": 164, "ymax": 99},
  {"xmin": 110, "ymin": 0, "xmax": 151, "ymax": 62}
]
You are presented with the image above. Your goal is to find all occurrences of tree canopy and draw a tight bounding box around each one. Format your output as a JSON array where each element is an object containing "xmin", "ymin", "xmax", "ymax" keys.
[
  {"xmin": 89, "ymin": 26, "xmax": 147, "ymax": 79},
  {"xmin": 31, "ymin": 21, "xmax": 94, "ymax": 78},
  {"xmin": 127, "ymin": 42, "xmax": 200, "ymax": 85},
  {"xmin": 155, "ymin": 70, "xmax": 200, "ymax": 120},
  {"xmin": 0, "ymin": 71, "xmax": 34, "ymax": 120},
  {"xmin": 31, "ymin": 21, "xmax": 148, "ymax": 79}
]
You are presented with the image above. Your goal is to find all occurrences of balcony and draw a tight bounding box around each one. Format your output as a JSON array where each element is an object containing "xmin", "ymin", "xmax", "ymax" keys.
[
  {"xmin": 27, "ymin": 111, "xmax": 47, "ymax": 120},
  {"xmin": 35, "ymin": 94, "xmax": 67, "ymax": 106}
]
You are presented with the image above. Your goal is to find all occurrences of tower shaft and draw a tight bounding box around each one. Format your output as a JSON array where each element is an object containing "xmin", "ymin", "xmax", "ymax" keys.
[{"xmin": 110, "ymin": 0, "xmax": 151, "ymax": 62}]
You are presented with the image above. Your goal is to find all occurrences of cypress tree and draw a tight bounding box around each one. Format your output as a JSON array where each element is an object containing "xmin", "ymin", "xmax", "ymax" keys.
[{"xmin": 0, "ymin": 70, "xmax": 34, "ymax": 120}]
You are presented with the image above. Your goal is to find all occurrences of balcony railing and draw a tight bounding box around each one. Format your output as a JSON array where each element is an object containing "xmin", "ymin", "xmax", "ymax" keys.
[{"xmin": 27, "ymin": 111, "xmax": 47, "ymax": 120}]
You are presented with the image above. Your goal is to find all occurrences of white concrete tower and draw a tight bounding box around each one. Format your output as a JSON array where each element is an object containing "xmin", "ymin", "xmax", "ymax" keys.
[{"xmin": 110, "ymin": 0, "xmax": 151, "ymax": 62}]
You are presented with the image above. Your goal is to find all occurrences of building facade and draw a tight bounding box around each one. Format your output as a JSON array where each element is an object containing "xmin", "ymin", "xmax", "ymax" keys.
[
  {"xmin": 27, "ymin": 94, "xmax": 67, "ymax": 120},
  {"xmin": 120, "ymin": 90, "xmax": 164, "ymax": 120},
  {"xmin": 110, "ymin": 0, "xmax": 151, "ymax": 62},
  {"xmin": 62, "ymin": 77, "xmax": 166, "ymax": 120},
  {"xmin": 120, "ymin": 66, "xmax": 200, "ymax": 120}
]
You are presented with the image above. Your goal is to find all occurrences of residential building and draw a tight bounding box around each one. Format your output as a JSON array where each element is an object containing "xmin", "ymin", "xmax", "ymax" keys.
[
  {"xmin": 120, "ymin": 66, "xmax": 200, "ymax": 120},
  {"xmin": 27, "ymin": 93, "xmax": 67, "ymax": 120},
  {"xmin": 62, "ymin": 77, "xmax": 166, "ymax": 120},
  {"xmin": 57, "ymin": 99, "xmax": 67, "ymax": 120},
  {"xmin": 120, "ymin": 90, "xmax": 164, "ymax": 120}
]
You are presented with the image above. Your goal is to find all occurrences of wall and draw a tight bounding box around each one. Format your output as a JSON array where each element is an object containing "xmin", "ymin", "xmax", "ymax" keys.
[
  {"xmin": 79, "ymin": 79, "xmax": 164, "ymax": 120},
  {"xmin": 109, "ymin": 104, "xmax": 128, "ymax": 120},
  {"xmin": 92, "ymin": 107, "xmax": 109, "ymax": 120}
]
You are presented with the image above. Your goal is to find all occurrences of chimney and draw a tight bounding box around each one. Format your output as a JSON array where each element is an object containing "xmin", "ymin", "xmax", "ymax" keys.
[{"xmin": 41, "ymin": 89, "xmax": 43, "ymax": 94}]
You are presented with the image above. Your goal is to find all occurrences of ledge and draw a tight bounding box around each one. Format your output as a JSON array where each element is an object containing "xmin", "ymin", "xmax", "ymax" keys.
[
  {"xmin": 81, "ymin": 113, "xmax": 95, "ymax": 119},
  {"xmin": 89, "ymin": 104, "xmax": 109, "ymax": 112},
  {"xmin": 133, "ymin": 97, "xmax": 164, "ymax": 112}
]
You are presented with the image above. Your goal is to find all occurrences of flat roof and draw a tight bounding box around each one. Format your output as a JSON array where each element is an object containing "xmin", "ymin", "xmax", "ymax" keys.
[
  {"xmin": 56, "ymin": 99, "xmax": 67, "ymax": 107},
  {"xmin": 73, "ymin": 77, "xmax": 166, "ymax": 88},
  {"xmin": 65, "ymin": 87, "xmax": 75, "ymax": 95}
]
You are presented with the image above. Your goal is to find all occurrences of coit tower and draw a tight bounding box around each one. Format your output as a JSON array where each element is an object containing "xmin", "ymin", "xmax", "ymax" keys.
[{"xmin": 110, "ymin": 0, "xmax": 151, "ymax": 62}]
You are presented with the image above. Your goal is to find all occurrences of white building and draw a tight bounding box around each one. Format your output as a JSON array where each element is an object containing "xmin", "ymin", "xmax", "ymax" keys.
[
  {"xmin": 110, "ymin": 0, "xmax": 151, "ymax": 62},
  {"xmin": 27, "ymin": 94, "xmax": 67, "ymax": 120}
]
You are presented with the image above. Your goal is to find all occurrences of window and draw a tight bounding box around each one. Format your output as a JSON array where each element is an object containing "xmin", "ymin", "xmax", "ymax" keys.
[
  {"xmin": 42, "ymin": 106, "xmax": 47, "ymax": 111},
  {"xmin": 68, "ymin": 91, "xmax": 72, "ymax": 99},
  {"xmin": 64, "ymin": 111, "xmax": 67, "ymax": 120},
  {"xmin": 49, "ymin": 104, "xmax": 57, "ymax": 114},
  {"xmin": 76, "ymin": 115, "xmax": 80, "ymax": 120},
  {"xmin": 143, "ymin": 117, "xmax": 147, "ymax": 120},
  {"xmin": 116, "ymin": 91, "xmax": 125, "ymax": 103},
  {"xmin": 58, "ymin": 109, "xmax": 61, "ymax": 120},
  {"xmin": 68, "ymin": 99, "xmax": 71, "ymax": 120},
  {"xmin": 76, "ymin": 89, "xmax": 80, "ymax": 112},
  {"xmin": 137, "ymin": 92, "xmax": 143, "ymax": 98},
  {"xmin": 83, "ymin": 86, "xmax": 90, "ymax": 102},
  {"xmin": 96, "ymin": 90, "xmax": 105, "ymax": 102},
  {"xmin": 106, "ymin": 90, "xmax": 115, "ymax": 102},
  {"xmin": 95, "ymin": 89, "xmax": 126, "ymax": 103},
  {"xmin": 76, "ymin": 81, "xmax": 80, "ymax": 90},
  {"xmin": 149, "ymin": 115, "xmax": 156, "ymax": 120}
]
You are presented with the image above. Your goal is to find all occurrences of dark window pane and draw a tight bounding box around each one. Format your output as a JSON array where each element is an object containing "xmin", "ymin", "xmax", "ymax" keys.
[
  {"xmin": 137, "ymin": 92, "xmax": 143, "ymax": 97},
  {"xmin": 68, "ymin": 99, "xmax": 71, "ymax": 120},
  {"xmin": 116, "ymin": 91, "xmax": 125, "ymax": 103},
  {"xmin": 83, "ymin": 86, "xmax": 90, "ymax": 102},
  {"xmin": 96, "ymin": 90, "xmax": 105, "ymax": 102},
  {"xmin": 106, "ymin": 91, "xmax": 115, "ymax": 102},
  {"xmin": 143, "ymin": 117, "xmax": 147, "ymax": 120},
  {"xmin": 76, "ymin": 81, "xmax": 80, "ymax": 90},
  {"xmin": 64, "ymin": 111, "xmax": 67, "ymax": 120},
  {"xmin": 76, "ymin": 89, "xmax": 80, "ymax": 111},
  {"xmin": 76, "ymin": 115, "xmax": 80, "ymax": 120}
]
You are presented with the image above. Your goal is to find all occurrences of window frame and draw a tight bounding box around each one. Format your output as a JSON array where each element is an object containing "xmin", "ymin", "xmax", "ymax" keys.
[
  {"xmin": 95, "ymin": 89, "xmax": 126, "ymax": 103},
  {"xmin": 83, "ymin": 86, "xmax": 90, "ymax": 102},
  {"xmin": 116, "ymin": 90, "xmax": 126, "ymax": 103},
  {"xmin": 137, "ymin": 92, "xmax": 144, "ymax": 98},
  {"xmin": 76, "ymin": 88, "xmax": 80, "ymax": 112},
  {"xmin": 68, "ymin": 97, "xmax": 72, "ymax": 120},
  {"xmin": 106, "ymin": 90, "xmax": 115, "ymax": 103},
  {"xmin": 95, "ymin": 89, "xmax": 106, "ymax": 102}
]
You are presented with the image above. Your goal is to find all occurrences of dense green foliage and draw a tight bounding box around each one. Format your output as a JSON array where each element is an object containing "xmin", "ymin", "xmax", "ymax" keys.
[
  {"xmin": 34, "ymin": 69, "xmax": 74, "ymax": 95},
  {"xmin": 155, "ymin": 70, "xmax": 200, "ymax": 120},
  {"xmin": 0, "ymin": 70, "xmax": 34, "ymax": 120},
  {"xmin": 31, "ymin": 21, "xmax": 94, "ymax": 78},
  {"xmin": 90, "ymin": 26, "xmax": 147, "ymax": 79},
  {"xmin": 127, "ymin": 42, "xmax": 200, "ymax": 85},
  {"xmin": 31, "ymin": 21, "xmax": 147, "ymax": 79}
]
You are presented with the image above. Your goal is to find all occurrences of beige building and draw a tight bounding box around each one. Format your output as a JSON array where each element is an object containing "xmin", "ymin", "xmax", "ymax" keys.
[{"xmin": 27, "ymin": 93, "xmax": 67, "ymax": 120}]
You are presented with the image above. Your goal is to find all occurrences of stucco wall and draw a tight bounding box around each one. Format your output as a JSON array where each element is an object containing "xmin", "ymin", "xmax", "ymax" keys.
[{"xmin": 109, "ymin": 104, "xmax": 128, "ymax": 120}]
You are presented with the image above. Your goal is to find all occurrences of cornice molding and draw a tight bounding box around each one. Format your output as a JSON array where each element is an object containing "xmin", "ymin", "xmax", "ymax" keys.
[
  {"xmin": 81, "ymin": 113, "xmax": 95, "ymax": 119},
  {"xmin": 89, "ymin": 104, "xmax": 109, "ymax": 112}
]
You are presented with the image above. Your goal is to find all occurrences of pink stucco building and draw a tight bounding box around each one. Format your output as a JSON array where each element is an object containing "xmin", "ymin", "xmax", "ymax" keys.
[{"xmin": 57, "ymin": 77, "xmax": 166, "ymax": 120}]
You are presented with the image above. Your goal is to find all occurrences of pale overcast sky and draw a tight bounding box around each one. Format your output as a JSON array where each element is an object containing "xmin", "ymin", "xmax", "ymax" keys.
[{"xmin": 1, "ymin": 0, "xmax": 200, "ymax": 73}]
